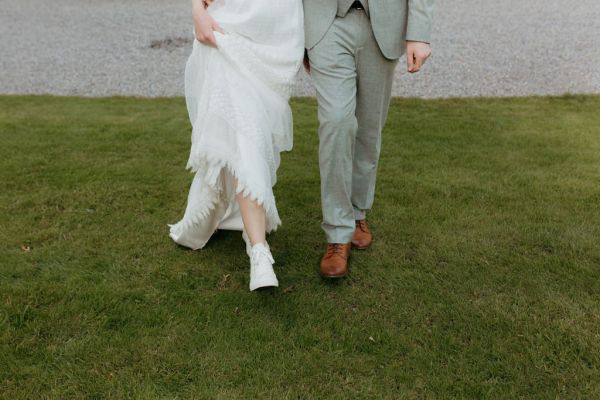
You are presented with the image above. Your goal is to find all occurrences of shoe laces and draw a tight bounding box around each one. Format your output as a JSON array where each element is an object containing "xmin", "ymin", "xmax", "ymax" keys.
[
  {"xmin": 251, "ymin": 243, "xmax": 274, "ymax": 265},
  {"xmin": 356, "ymin": 219, "xmax": 368, "ymax": 233},
  {"xmin": 326, "ymin": 243, "xmax": 347, "ymax": 258}
]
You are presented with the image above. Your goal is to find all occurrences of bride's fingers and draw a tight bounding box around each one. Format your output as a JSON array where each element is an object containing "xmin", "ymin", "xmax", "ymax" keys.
[
  {"xmin": 213, "ymin": 21, "xmax": 224, "ymax": 34},
  {"xmin": 197, "ymin": 29, "xmax": 218, "ymax": 47},
  {"xmin": 206, "ymin": 31, "xmax": 218, "ymax": 47}
]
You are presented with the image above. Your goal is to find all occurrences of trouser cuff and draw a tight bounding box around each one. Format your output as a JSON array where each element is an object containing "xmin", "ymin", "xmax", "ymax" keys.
[
  {"xmin": 323, "ymin": 225, "xmax": 355, "ymax": 244},
  {"xmin": 353, "ymin": 207, "xmax": 366, "ymax": 220}
]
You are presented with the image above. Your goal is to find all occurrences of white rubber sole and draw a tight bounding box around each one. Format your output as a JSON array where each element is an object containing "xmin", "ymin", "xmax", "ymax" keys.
[{"xmin": 249, "ymin": 275, "xmax": 279, "ymax": 291}]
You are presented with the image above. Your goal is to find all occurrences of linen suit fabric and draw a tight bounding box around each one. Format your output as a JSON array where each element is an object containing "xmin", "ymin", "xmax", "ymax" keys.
[
  {"xmin": 337, "ymin": 0, "xmax": 368, "ymax": 17},
  {"xmin": 304, "ymin": 0, "xmax": 434, "ymax": 243}
]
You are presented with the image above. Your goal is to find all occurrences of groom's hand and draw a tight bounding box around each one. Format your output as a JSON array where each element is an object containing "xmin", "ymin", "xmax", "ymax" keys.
[{"xmin": 406, "ymin": 41, "xmax": 431, "ymax": 73}]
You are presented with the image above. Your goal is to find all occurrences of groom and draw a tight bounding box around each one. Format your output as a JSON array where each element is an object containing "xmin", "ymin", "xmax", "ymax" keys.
[{"xmin": 303, "ymin": 0, "xmax": 434, "ymax": 278}]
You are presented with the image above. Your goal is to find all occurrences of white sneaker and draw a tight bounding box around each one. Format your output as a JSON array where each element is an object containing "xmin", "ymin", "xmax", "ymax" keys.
[
  {"xmin": 249, "ymin": 242, "xmax": 278, "ymax": 291},
  {"xmin": 242, "ymin": 230, "xmax": 269, "ymax": 257}
]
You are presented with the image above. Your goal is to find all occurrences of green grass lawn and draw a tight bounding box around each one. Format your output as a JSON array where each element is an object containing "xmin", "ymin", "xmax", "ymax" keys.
[{"xmin": 1, "ymin": 95, "xmax": 600, "ymax": 399}]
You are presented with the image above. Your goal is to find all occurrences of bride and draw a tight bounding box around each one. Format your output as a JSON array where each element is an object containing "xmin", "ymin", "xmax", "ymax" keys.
[{"xmin": 168, "ymin": 0, "xmax": 304, "ymax": 290}]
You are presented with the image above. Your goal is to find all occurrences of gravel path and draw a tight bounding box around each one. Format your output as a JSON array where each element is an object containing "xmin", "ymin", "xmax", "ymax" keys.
[{"xmin": 1, "ymin": 0, "xmax": 599, "ymax": 97}]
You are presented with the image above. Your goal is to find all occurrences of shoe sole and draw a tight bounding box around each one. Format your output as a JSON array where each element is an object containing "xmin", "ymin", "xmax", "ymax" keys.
[
  {"xmin": 250, "ymin": 285, "xmax": 278, "ymax": 291},
  {"xmin": 250, "ymin": 279, "xmax": 279, "ymax": 291},
  {"xmin": 351, "ymin": 242, "xmax": 372, "ymax": 250},
  {"xmin": 320, "ymin": 271, "xmax": 347, "ymax": 279}
]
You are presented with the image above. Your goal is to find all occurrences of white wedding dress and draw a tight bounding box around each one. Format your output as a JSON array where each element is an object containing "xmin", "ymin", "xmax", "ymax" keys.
[{"xmin": 168, "ymin": 0, "xmax": 304, "ymax": 250}]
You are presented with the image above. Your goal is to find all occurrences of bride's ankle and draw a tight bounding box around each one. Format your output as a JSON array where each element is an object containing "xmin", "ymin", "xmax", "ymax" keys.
[{"xmin": 250, "ymin": 241, "xmax": 270, "ymax": 253}]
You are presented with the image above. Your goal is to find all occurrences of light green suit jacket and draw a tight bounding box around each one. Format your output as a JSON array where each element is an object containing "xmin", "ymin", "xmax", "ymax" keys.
[{"xmin": 303, "ymin": 0, "xmax": 434, "ymax": 60}]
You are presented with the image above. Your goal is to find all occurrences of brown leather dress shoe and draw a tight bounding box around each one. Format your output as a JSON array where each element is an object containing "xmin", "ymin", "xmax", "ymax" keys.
[
  {"xmin": 352, "ymin": 219, "xmax": 372, "ymax": 249},
  {"xmin": 320, "ymin": 243, "xmax": 351, "ymax": 278}
]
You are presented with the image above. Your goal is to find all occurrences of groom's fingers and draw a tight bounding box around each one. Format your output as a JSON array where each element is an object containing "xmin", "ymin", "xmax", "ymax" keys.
[
  {"xmin": 413, "ymin": 55, "xmax": 424, "ymax": 73},
  {"xmin": 407, "ymin": 42, "xmax": 432, "ymax": 73},
  {"xmin": 407, "ymin": 48, "xmax": 415, "ymax": 72}
]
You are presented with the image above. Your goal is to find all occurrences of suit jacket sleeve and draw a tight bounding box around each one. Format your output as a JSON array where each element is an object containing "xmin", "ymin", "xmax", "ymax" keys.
[{"xmin": 406, "ymin": 0, "xmax": 434, "ymax": 43}]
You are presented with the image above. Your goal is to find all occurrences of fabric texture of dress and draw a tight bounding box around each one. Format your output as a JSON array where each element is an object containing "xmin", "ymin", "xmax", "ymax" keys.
[{"xmin": 169, "ymin": 0, "xmax": 304, "ymax": 250}]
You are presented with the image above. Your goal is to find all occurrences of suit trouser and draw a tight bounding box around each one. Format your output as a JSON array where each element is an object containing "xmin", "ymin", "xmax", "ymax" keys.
[{"xmin": 307, "ymin": 8, "xmax": 398, "ymax": 244}]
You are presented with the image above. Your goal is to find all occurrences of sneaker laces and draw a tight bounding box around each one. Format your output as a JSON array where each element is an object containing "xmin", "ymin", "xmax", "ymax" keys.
[{"xmin": 251, "ymin": 244, "xmax": 274, "ymax": 265}]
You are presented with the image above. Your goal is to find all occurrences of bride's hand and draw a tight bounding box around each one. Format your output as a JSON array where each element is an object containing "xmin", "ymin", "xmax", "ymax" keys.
[{"xmin": 192, "ymin": 0, "xmax": 223, "ymax": 48}]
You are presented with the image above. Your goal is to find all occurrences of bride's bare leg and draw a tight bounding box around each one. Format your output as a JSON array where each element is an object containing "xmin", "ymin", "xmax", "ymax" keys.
[
  {"xmin": 233, "ymin": 181, "xmax": 277, "ymax": 291},
  {"xmin": 236, "ymin": 191, "xmax": 267, "ymax": 246}
]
